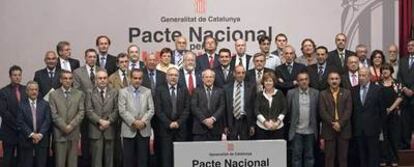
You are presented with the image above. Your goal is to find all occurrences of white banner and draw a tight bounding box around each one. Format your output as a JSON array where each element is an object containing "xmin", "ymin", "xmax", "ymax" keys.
[{"xmin": 174, "ymin": 140, "xmax": 286, "ymax": 167}]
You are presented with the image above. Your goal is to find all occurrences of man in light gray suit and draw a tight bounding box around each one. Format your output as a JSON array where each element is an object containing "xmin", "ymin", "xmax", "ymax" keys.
[
  {"xmin": 287, "ymin": 71, "xmax": 319, "ymax": 167},
  {"xmin": 49, "ymin": 70, "xmax": 85, "ymax": 167},
  {"xmin": 119, "ymin": 69, "xmax": 154, "ymax": 167},
  {"xmin": 86, "ymin": 70, "xmax": 119, "ymax": 167},
  {"xmin": 73, "ymin": 48, "xmax": 101, "ymax": 163}
]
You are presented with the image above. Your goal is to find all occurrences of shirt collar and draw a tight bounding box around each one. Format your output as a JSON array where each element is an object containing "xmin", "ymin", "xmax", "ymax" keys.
[
  {"xmin": 47, "ymin": 67, "xmax": 56, "ymax": 73},
  {"xmin": 29, "ymin": 98, "xmax": 37, "ymax": 104},
  {"xmin": 299, "ymin": 88, "xmax": 309, "ymax": 95}
]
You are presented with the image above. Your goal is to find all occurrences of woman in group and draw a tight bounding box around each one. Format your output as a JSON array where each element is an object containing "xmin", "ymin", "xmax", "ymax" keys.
[
  {"xmin": 254, "ymin": 72, "xmax": 287, "ymax": 139},
  {"xmin": 156, "ymin": 47, "xmax": 178, "ymax": 73},
  {"xmin": 295, "ymin": 38, "xmax": 317, "ymax": 66},
  {"xmin": 379, "ymin": 63, "xmax": 403, "ymax": 167},
  {"xmin": 369, "ymin": 50, "xmax": 386, "ymax": 84}
]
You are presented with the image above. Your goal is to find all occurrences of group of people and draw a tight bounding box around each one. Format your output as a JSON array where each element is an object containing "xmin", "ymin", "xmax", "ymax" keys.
[{"xmin": 0, "ymin": 33, "xmax": 413, "ymax": 167}]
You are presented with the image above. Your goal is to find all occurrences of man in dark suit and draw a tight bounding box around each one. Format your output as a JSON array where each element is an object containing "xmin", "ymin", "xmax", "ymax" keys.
[
  {"xmin": 154, "ymin": 67, "xmax": 190, "ymax": 167},
  {"xmin": 214, "ymin": 48, "xmax": 234, "ymax": 88},
  {"xmin": 196, "ymin": 36, "xmax": 220, "ymax": 71},
  {"xmin": 171, "ymin": 36, "xmax": 188, "ymax": 69},
  {"xmin": 96, "ymin": 35, "xmax": 117, "ymax": 75},
  {"xmin": 397, "ymin": 39, "xmax": 414, "ymax": 149},
  {"xmin": 275, "ymin": 45, "xmax": 306, "ymax": 95},
  {"xmin": 287, "ymin": 72, "xmax": 319, "ymax": 167},
  {"xmin": 56, "ymin": 41, "xmax": 80, "ymax": 72},
  {"xmin": 307, "ymin": 46, "xmax": 338, "ymax": 91},
  {"xmin": 17, "ymin": 81, "xmax": 51, "ymax": 167},
  {"xmin": 178, "ymin": 51, "xmax": 203, "ymax": 95},
  {"xmin": 0, "ymin": 65, "xmax": 26, "ymax": 167},
  {"xmin": 351, "ymin": 67, "xmax": 384, "ymax": 167},
  {"xmin": 85, "ymin": 70, "xmax": 119, "ymax": 167},
  {"xmin": 49, "ymin": 70, "xmax": 85, "ymax": 167},
  {"xmin": 319, "ymin": 71, "xmax": 352, "ymax": 167},
  {"xmin": 224, "ymin": 65, "xmax": 255, "ymax": 140},
  {"xmin": 327, "ymin": 33, "xmax": 355, "ymax": 74},
  {"xmin": 246, "ymin": 53, "xmax": 274, "ymax": 92},
  {"xmin": 355, "ymin": 44, "xmax": 371, "ymax": 68},
  {"xmin": 191, "ymin": 69, "xmax": 225, "ymax": 141},
  {"xmin": 271, "ymin": 33, "xmax": 288, "ymax": 64},
  {"xmin": 142, "ymin": 53, "xmax": 167, "ymax": 92},
  {"xmin": 128, "ymin": 44, "xmax": 145, "ymax": 70},
  {"xmin": 34, "ymin": 51, "xmax": 61, "ymax": 98},
  {"xmin": 341, "ymin": 55, "xmax": 360, "ymax": 89},
  {"xmin": 230, "ymin": 39, "xmax": 252, "ymax": 70}
]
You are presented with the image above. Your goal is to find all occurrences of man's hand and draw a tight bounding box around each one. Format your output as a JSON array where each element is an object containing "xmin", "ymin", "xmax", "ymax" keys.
[
  {"xmin": 63, "ymin": 125, "xmax": 73, "ymax": 134},
  {"xmin": 402, "ymin": 87, "xmax": 414, "ymax": 97},
  {"xmin": 169, "ymin": 121, "xmax": 179, "ymax": 129},
  {"xmin": 202, "ymin": 118, "xmax": 214, "ymax": 129},
  {"xmin": 332, "ymin": 122, "xmax": 341, "ymax": 132},
  {"xmin": 249, "ymin": 127, "xmax": 255, "ymax": 137},
  {"xmin": 99, "ymin": 119, "xmax": 111, "ymax": 130}
]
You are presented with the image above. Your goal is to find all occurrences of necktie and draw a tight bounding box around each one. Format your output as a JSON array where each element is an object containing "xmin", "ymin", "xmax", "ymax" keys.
[
  {"xmin": 257, "ymin": 70, "xmax": 262, "ymax": 81},
  {"xmin": 209, "ymin": 55, "xmax": 214, "ymax": 68},
  {"xmin": 361, "ymin": 85, "xmax": 367, "ymax": 105},
  {"xmin": 100, "ymin": 56, "xmax": 106, "ymax": 68},
  {"xmin": 339, "ymin": 53, "xmax": 345, "ymax": 66},
  {"xmin": 233, "ymin": 82, "xmax": 242, "ymax": 119},
  {"xmin": 206, "ymin": 87, "xmax": 212, "ymax": 110},
  {"xmin": 15, "ymin": 85, "xmax": 21, "ymax": 102},
  {"xmin": 177, "ymin": 53, "xmax": 183, "ymax": 69},
  {"xmin": 122, "ymin": 70, "xmax": 128, "ymax": 87},
  {"xmin": 410, "ymin": 56, "xmax": 414, "ymax": 69},
  {"xmin": 90, "ymin": 66, "xmax": 95, "ymax": 84},
  {"xmin": 188, "ymin": 72, "xmax": 194, "ymax": 95},
  {"xmin": 131, "ymin": 63, "xmax": 136, "ymax": 69},
  {"xmin": 31, "ymin": 101, "xmax": 37, "ymax": 131},
  {"xmin": 256, "ymin": 71, "xmax": 263, "ymax": 92},
  {"xmin": 318, "ymin": 66, "xmax": 324, "ymax": 80},
  {"xmin": 223, "ymin": 68, "xmax": 228, "ymax": 81},
  {"xmin": 287, "ymin": 64, "xmax": 293, "ymax": 74},
  {"xmin": 149, "ymin": 71, "xmax": 155, "ymax": 90},
  {"xmin": 100, "ymin": 89, "xmax": 105, "ymax": 103},
  {"xmin": 170, "ymin": 86, "xmax": 177, "ymax": 119},
  {"xmin": 238, "ymin": 57, "xmax": 243, "ymax": 66},
  {"xmin": 49, "ymin": 71, "xmax": 54, "ymax": 79},
  {"xmin": 64, "ymin": 90, "xmax": 70, "ymax": 99},
  {"xmin": 351, "ymin": 74, "xmax": 357, "ymax": 87}
]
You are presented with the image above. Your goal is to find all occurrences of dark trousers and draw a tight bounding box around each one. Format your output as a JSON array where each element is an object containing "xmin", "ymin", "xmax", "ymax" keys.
[
  {"xmin": 157, "ymin": 130, "xmax": 186, "ymax": 167},
  {"xmin": 122, "ymin": 133, "xmax": 149, "ymax": 167},
  {"xmin": 291, "ymin": 133, "xmax": 315, "ymax": 167},
  {"xmin": 18, "ymin": 144, "xmax": 48, "ymax": 167},
  {"xmin": 80, "ymin": 119, "xmax": 90, "ymax": 163},
  {"xmin": 193, "ymin": 133, "xmax": 221, "ymax": 141},
  {"xmin": 356, "ymin": 135, "xmax": 380, "ymax": 167},
  {"xmin": 2, "ymin": 141, "xmax": 18, "ymax": 167},
  {"xmin": 228, "ymin": 116, "xmax": 249, "ymax": 140},
  {"xmin": 400, "ymin": 103, "xmax": 412, "ymax": 149},
  {"xmin": 113, "ymin": 120, "xmax": 123, "ymax": 167},
  {"xmin": 381, "ymin": 114, "xmax": 401, "ymax": 164},
  {"xmin": 347, "ymin": 138, "xmax": 360, "ymax": 167},
  {"xmin": 324, "ymin": 136, "xmax": 349, "ymax": 167},
  {"xmin": 255, "ymin": 127, "xmax": 285, "ymax": 140}
]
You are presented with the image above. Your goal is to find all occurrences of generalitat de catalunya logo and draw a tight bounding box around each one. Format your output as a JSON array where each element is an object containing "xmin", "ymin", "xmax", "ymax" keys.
[{"xmin": 195, "ymin": 0, "xmax": 206, "ymax": 14}]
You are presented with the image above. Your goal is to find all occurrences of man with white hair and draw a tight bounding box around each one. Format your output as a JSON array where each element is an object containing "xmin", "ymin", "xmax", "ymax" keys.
[
  {"xmin": 230, "ymin": 39, "xmax": 252, "ymax": 70},
  {"xmin": 178, "ymin": 51, "xmax": 202, "ymax": 95}
]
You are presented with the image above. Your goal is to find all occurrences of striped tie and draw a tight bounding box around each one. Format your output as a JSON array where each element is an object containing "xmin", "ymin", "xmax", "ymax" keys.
[{"xmin": 233, "ymin": 82, "xmax": 242, "ymax": 119}]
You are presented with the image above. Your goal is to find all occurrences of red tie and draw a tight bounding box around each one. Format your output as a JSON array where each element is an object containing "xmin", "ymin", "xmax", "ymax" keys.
[
  {"xmin": 209, "ymin": 55, "xmax": 214, "ymax": 68},
  {"xmin": 188, "ymin": 72, "xmax": 194, "ymax": 95},
  {"xmin": 352, "ymin": 74, "xmax": 357, "ymax": 87},
  {"xmin": 15, "ymin": 85, "xmax": 21, "ymax": 102}
]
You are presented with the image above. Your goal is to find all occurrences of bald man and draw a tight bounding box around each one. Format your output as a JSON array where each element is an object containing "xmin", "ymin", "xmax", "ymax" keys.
[{"xmin": 230, "ymin": 39, "xmax": 252, "ymax": 70}]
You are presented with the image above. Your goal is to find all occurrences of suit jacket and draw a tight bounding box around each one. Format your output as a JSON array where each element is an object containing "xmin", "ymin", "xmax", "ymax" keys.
[
  {"xmin": 275, "ymin": 62, "xmax": 306, "ymax": 94},
  {"xmin": 214, "ymin": 66, "xmax": 234, "ymax": 88},
  {"xmin": 307, "ymin": 64, "xmax": 338, "ymax": 91},
  {"xmin": 191, "ymin": 86, "xmax": 225, "ymax": 135},
  {"xmin": 119, "ymin": 86, "xmax": 154, "ymax": 138},
  {"xmin": 154, "ymin": 86, "xmax": 190, "ymax": 137},
  {"xmin": 73, "ymin": 65, "xmax": 101, "ymax": 93},
  {"xmin": 351, "ymin": 84, "xmax": 385, "ymax": 137},
  {"xmin": 327, "ymin": 49, "xmax": 355, "ymax": 74},
  {"xmin": 230, "ymin": 54, "xmax": 252, "ymax": 70},
  {"xmin": 319, "ymin": 88, "xmax": 352, "ymax": 140},
  {"xmin": 142, "ymin": 69, "xmax": 167, "ymax": 91},
  {"xmin": 196, "ymin": 53, "xmax": 220, "ymax": 71},
  {"xmin": 341, "ymin": 71, "xmax": 357, "ymax": 90},
  {"xmin": 0, "ymin": 84, "xmax": 27, "ymax": 143},
  {"xmin": 109, "ymin": 69, "xmax": 129, "ymax": 90},
  {"xmin": 224, "ymin": 82, "xmax": 256, "ymax": 129},
  {"xmin": 397, "ymin": 56, "xmax": 414, "ymax": 105},
  {"xmin": 245, "ymin": 68, "xmax": 275, "ymax": 84},
  {"xmin": 97, "ymin": 54, "xmax": 118, "ymax": 75},
  {"xmin": 34, "ymin": 68, "xmax": 61, "ymax": 98},
  {"xmin": 178, "ymin": 69, "xmax": 203, "ymax": 92},
  {"xmin": 287, "ymin": 88, "xmax": 319, "ymax": 140},
  {"xmin": 56, "ymin": 57, "xmax": 80, "ymax": 71},
  {"xmin": 17, "ymin": 98, "xmax": 51, "ymax": 147},
  {"xmin": 85, "ymin": 87, "xmax": 119, "ymax": 139},
  {"xmin": 49, "ymin": 87, "xmax": 85, "ymax": 141}
]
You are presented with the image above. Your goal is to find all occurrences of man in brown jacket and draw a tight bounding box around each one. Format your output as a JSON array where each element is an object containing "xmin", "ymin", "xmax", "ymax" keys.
[{"xmin": 319, "ymin": 71, "xmax": 352, "ymax": 167}]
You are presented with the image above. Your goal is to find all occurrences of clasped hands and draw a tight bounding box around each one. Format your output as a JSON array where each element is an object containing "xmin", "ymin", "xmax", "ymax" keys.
[{"xmin": 264, "ymin": 119, "xmax": 281, "ymax": 130}]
